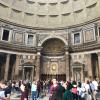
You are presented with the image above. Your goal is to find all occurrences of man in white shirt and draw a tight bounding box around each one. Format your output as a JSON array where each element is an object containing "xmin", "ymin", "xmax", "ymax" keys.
[
  {"xmin": 92, "ymin": 78, "xmax": 98, "ymax": 100},
  {"xmin": 92, "ymin": 79, "xmax": 98, "ymax": 91}
]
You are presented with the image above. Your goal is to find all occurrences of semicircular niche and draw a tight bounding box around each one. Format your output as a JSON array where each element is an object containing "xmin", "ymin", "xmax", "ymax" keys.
[{"xmin": 42, "ymin": 38, "xmax": 65, "ymax": 56}]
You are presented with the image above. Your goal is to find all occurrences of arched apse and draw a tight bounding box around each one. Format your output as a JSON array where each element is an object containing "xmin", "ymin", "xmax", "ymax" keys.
[
  {"xmin": 41, "ymin": 38, "xmax": 66, "ymax": 55},
  {"xmin": 38, "ymin": 35, "xmax": 68, "ymax": 47}
]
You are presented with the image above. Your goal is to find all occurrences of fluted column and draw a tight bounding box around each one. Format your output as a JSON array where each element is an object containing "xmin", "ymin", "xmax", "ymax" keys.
[{"xmin": 4, "ymin": 54, "xmax": 10, "ymax": 81}]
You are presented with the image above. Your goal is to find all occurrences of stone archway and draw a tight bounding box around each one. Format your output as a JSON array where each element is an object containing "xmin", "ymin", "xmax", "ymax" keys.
[
  {"xmin": 39, "ymin": 37, "xmax": 68, "ymax": 81},
  {"xmin": 42, "ymin": 38, "xmax": 65, "ymax": 55},
  {"xmin": 38, "ymin": 35, "xmax": 68, "ymax": 47}
]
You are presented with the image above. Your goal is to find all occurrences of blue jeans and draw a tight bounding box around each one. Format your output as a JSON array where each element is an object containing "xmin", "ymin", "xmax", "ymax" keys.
[{"xmin": 32, "ymin": 91, "xmax": 37, "ymax": 100}]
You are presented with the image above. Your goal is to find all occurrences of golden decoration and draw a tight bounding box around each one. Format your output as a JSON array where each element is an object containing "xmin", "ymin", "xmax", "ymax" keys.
[{"xmin": 52, "ymin": 64, "xmax": 56, "ymax": 71}]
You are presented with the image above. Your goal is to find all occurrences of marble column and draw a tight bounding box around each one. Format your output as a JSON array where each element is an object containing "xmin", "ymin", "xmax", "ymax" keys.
[
  {"xmin": 14, "ymin": 55, "xmax": 20, "ymax": 80},
  {"xmin": 65, "ymin": 52, "xmax": 70, "ymax": 81},
  {"xmin": 35, "ymin": 52, "xmax": 41, "ymax": 80},
  {"xmin": 86, "ymin": 54, "xmax": 93, "ymax": 79},
  {"xmin": 4, "ymin": 54, "xmax": 10, "ymax": 81},
  {"xmin": 97, "ymin": 53, "xmax": 100, "ymax": 79}
]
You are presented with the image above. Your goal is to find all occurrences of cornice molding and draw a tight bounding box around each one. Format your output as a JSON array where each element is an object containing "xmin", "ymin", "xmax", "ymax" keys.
[
  {"xmin": 70, "ymin": 41, "xmax": 100, "ymax": 53},
  {"xmin": 0, "ymin": 41, "xmax": 36, "ymax": 53}
]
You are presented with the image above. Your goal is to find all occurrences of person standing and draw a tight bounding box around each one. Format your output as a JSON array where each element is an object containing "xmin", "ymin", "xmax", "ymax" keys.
[
  {"xmin": 0, "ymin": 81, "xmax": 5, "ymax": 100},
  {"xmin": 31, "ymin": 80, "xmax": 37, "ymax": 100},
  {"xmin": 49, "ymin": 79, "xmax": 60, "ymax": 100},
  {"xmin": 20, "ymin": 83, "xmax": 29, "ymax": 100},
  {"xmin": 57, "ymin": 82, "xmax": 65, "ymax": 100},
  {"xmin": 92, "ymin": 78, "xmax": 98, "ymax": 100},
  {"xmin": 62, "ymin": 81, "xmax": 73, "ymax": 100},
  {"xmin": 96, "ymin": 86, "xmax": 100, "ymax": 100}
]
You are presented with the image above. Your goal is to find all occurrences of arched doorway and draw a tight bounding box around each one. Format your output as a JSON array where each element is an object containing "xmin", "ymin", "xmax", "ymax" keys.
[{"xmin": 40, "ymin": 38, "xmax": 67, "ymax": 81}]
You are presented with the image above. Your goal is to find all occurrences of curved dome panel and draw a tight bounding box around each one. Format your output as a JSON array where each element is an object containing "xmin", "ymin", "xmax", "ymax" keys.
[{"xmin": 0, "ymin": 0, "xmax": 99, "ymax": 28}]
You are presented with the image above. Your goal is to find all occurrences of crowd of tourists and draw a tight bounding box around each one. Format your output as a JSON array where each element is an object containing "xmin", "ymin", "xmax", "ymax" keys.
[
  {"xmin": 49, "ymin": 78, "xmax": 100, "ymax": 100},
  {"xmin": 0, "ymin": 78, "xmax": 100, "ymax": 100}
]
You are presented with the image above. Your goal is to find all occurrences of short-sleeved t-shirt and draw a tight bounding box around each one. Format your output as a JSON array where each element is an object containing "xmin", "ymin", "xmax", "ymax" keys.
[{"xmin": 0, "ymin": 90, "xmax": 5, "ymax": 100}]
